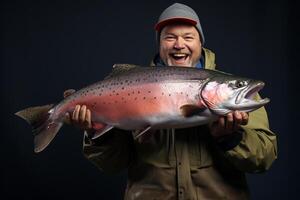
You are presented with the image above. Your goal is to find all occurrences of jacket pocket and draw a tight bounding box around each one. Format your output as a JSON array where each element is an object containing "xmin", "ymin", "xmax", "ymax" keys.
[{"xmin": 188, "ymin": 126, "xmax": 213, "ymax": 168}]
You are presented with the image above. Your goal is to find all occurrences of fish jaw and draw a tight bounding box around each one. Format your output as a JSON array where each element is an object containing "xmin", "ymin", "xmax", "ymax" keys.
[
  {"xmin": 222, "ymin": 81, "xmax": 270, "ymax": 112},
  {"xmin": 201, "ymin": 79, "xmax": 270, "ymax": 115}
]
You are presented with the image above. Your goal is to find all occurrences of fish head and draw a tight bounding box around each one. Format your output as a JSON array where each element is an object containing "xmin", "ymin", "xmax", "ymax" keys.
[{"xmin": 200, "ymin": 76, "xmax": 270, "ymax": 115}]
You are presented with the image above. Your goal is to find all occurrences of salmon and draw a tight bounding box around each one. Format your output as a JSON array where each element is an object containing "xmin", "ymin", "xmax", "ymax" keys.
[{"xmin": 15, "ymin": 64, "xmax": 269, "ymax": 152}]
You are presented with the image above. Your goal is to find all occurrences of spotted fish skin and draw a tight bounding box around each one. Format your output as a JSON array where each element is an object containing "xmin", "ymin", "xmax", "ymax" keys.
[
  {"xmin": 57, "ymin": 67, "xmax": 212, "ymax": 129},
  {"xmin": 15, "ymin": 65, "xmax": 269, "ymax": 152}
]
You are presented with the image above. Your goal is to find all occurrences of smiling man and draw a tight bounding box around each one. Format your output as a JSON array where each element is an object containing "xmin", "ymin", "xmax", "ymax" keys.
[
  {"xmin": 159, "ymin": 24, "xmax": 202, "ymax": 67},
  {"xmin": 66, "ymin": 3, "xmax": 277, "ymax": 200}
]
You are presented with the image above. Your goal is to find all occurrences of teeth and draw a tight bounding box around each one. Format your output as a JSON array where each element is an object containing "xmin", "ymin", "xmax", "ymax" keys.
[{"xmin": 173, "ymin": 53, "xmax": 186, "ymax": 57}]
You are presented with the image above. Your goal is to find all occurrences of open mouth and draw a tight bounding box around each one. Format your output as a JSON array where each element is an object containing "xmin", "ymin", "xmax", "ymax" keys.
[
  {"xmin": 170, "ymin": 53, "xmax": 189, "ymax": 64},
  {"xmin": 244, "ymin": 82, "xmax": 264, "ymax": 100},
  {"xmin": 235, "ymin": 81, "xmax": 270, "ymax": 109}
]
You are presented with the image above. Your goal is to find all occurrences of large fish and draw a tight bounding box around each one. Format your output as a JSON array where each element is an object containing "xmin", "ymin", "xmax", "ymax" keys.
[{"xmin": 15, "ymin": 64, "xmax": 270, "ymax": 153}]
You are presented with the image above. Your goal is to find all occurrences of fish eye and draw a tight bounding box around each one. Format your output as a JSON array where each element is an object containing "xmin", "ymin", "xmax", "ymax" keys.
[{"xmin": 235, "ymin": 80, "xmax": 247, "ymax": 88}]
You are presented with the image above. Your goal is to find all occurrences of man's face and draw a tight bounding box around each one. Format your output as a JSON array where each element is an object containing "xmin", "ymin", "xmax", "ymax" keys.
[{"xmin": 159, "ymin": 24, "xmax": 202, "ymax": 67}]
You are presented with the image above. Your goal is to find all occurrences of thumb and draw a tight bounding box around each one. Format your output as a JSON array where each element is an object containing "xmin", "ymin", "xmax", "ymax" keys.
[{"xmin": 63, "ymin": 112, "xmax": 72, "ymax": 125}]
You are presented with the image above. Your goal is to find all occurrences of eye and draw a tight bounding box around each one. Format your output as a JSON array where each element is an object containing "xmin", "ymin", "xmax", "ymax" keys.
[
  {"xmin": 164, "ymin": 35, "xmax": 176, "ymax": 41},
  {"xmin": 184, "ymin": 36, "xmax": 194, "ymax": 41},
  {"xmin": 235, "ymin": 80, "xmax": 247, "ymax": 88}
]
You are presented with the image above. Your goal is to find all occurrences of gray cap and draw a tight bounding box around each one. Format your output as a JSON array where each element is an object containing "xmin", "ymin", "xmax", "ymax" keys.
[{"xmin": 155, "ymin": 3, "xmax": 205, "ymax": 45}]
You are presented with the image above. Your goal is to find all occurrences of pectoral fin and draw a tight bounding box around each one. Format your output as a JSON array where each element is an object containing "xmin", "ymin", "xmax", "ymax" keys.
[
  {"xmin": 104, "ymin": 64, "xmax": 140, "ymax": 79},
  {"xmin": 180, "ymin": 104, "xmax": 206, "ymax": 117}
]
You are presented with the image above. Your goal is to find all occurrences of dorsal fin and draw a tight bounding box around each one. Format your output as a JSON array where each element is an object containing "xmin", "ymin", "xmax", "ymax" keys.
[
  {"xmin": 112, "ymin": 63, "xmax": 140, "ymax": 70},
  {"xmin": 104, "ymin": 64, "xmax": 140, "ymax": 79}
]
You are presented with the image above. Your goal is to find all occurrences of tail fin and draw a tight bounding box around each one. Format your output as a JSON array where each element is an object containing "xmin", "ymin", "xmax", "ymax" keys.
[{"xmin": 15, "ymin": 104, "xmax": 63, "ymax": 153}]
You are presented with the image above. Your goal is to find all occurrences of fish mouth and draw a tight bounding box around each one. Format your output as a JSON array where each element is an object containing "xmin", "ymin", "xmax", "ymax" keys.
[{"xmin": 228, "ymin": 81, "xmax": 270, "ymax": 111}]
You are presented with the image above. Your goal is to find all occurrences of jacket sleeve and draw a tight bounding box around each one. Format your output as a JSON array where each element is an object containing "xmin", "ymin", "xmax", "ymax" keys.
[
  {"xmin": 220, "ymin": 95, "xmax": 278, "ymax": 173},
  {"xmin": 83, "ymin": 129, "xmax": 134, "ymax": 174}
]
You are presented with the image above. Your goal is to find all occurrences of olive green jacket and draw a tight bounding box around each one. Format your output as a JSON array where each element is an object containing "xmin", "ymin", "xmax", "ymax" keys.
[{"xmin": 83, "ymin": 48, "xmax": 277, "ymax": 200}]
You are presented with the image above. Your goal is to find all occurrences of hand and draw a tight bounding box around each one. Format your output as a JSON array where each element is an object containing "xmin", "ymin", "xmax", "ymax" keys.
[
  {"xmin": 66, "ymin": 105, "xmax": 93, "ymax": 131},
  {"xmin": 210, "ymin": 111, "xmax": 249, "ymax": 139},
  {"xmin": 63, "ymin": 89, "xmax": 93, "ymax": 131}
]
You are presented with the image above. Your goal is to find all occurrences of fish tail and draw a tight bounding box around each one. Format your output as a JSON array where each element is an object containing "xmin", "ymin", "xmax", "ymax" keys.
[{"xmin": 15, "ymin": 104, "xmax": 63, "ymax": 153}]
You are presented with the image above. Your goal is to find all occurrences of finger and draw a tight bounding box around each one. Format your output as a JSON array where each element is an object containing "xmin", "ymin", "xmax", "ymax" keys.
[
  {"xmin": 72, "ymin": 105, "xmax": 80, "ymax": 122},
  {"xmin": 85, "ymin": 109, "xmax": 92, "ymax": 129},
  {"xmin": 218, "ymin": 117, "xmax": 225, "ymax": 129},
  {"xmin": 225, "ymin": 113, "xmax": 234, "ymax": 131},
  {"xmin": 63, "ymin": 89, "xmax": 76, "ymax": 98},
  {"xmin": 210, "ymin": 117, "xmax": 219, "ymax": 128},
  {"xmin": 241, "ymin": 112, "xmax": 249, "ymax": 125},
  {"xmin": 233, "ymin": 111, "xmax": 242, "ymax": 130},
  {"xmin": 63, "ymin": 112, "xmax": 71, "ymax": 124},
  {"xmin": 79, "ymin": 105, "xmax": 87, "ymax": 123}
]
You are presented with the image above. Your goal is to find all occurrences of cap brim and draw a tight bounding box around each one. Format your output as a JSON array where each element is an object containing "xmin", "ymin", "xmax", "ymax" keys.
[{"xmin": 155, "ymin": 18, "xmax": 197, "ymax": 31}]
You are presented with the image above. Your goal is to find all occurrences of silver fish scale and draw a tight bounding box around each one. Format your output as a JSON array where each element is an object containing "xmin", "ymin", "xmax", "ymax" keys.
[{"xmin": 59, "ymin": 66, "xmax": 228, "ymax": 109}]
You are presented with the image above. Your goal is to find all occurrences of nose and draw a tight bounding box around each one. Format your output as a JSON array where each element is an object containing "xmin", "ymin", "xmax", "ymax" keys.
[{"xmin": 174, "ymin": 37, "xmax": 185, "ymax": 50}]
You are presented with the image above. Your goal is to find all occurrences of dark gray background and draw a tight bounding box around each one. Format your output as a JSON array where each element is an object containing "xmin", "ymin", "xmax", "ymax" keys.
[{"xmin": 1, "ymin": 0, "xmax": 299, "ymax": 199}]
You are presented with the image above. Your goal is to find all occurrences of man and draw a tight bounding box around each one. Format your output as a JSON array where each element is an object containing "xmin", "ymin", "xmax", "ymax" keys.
[{"xmin": 65, "ymin": 3, "xmax": 277, "ymax": 200}]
